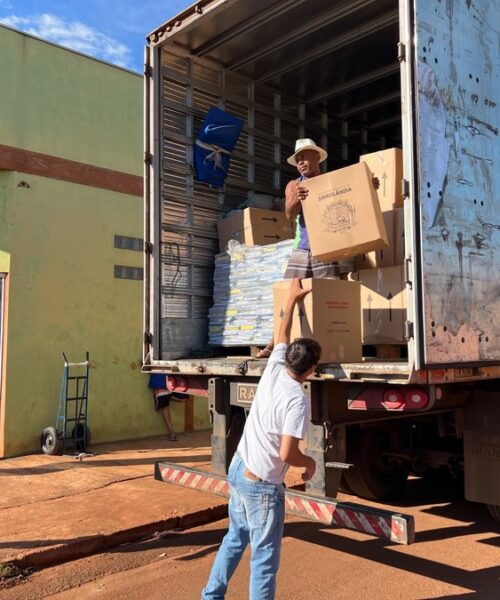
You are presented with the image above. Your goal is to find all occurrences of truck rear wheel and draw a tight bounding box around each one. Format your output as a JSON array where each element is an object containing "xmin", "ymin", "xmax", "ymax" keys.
[
  {"xmin": 488, "ymin": 504, "xmax": 500, "ymax": 522},
  {"xmin": 344, "ymin": 427, "xmax": 409, "ymax": 500}
]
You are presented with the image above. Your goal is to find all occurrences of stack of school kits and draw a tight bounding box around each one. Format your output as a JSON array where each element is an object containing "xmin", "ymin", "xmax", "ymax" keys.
[{"xmin": 208, "ymin": 239, "xmax": 293, "ymax": 346}]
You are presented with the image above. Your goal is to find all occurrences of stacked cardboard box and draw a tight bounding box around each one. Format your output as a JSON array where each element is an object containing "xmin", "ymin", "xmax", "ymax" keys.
[
  {"xmin": 208, "ymin": 239, "xmax": 294, "ymax": 346},
  {"xmin": 211, "ymin": 148, "xmax": 407, "ymax": 354},
  {"xmin": 217, "ymin": 207, "xmax": 293, "ymax": 252},
  {"xmin": 355, "ymin": 207, "xmax": 404, "ymax": 269},
  {"xmin": 350, "ymin": 148, "xmax": 407, "ymax": 345},
  {"xmin": 359, "ymin": 148, "xmax": 403, "ymax": 211},
  {"xmin": 300, "ymin": 162, "xmax": 389, "ymax": 262},
  {"xmin": 356, "ymin": 148, "xmax": 405, "ymax": 270},
  {"xmin": 273, "ymin": 278, "xmax": 362, "ymax": 363},
  {"xmin": 349, "ymin": 266, "xmax": 407, "ymax": 344}
]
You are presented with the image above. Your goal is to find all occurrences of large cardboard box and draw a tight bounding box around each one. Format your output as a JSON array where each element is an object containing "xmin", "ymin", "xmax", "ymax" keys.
[
  {"xmin": 273, "ymin": 278, "xmax": 362, "ymax": 363},
  {"xmin": 217, "ymin": 208, "xmax": 293, "ymax": 251},
  {"xmin": 359, "ymin": 148, "xmax": 403, "ymax": 211},
  {"xmin": 355, "ymin": 207, "xmax": 405, "ymax": 269},
  {"xmin": 301, "ymin": 162, "xmax": 388, "ymax": 262},
  {"xmin": 348, "ymin": 266, "xmax": 407, "ymax": 344}
]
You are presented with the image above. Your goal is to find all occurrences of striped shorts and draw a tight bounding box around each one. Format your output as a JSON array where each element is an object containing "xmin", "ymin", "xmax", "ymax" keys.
[{"xmin": 284, "ymin": 249, "xmax": 341, "ymax": 279}]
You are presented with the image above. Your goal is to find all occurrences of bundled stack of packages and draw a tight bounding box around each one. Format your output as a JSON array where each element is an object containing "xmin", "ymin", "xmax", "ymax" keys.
[{"xmin": 209, "ymin": 239, "xmax": 293, "ymax": 346}]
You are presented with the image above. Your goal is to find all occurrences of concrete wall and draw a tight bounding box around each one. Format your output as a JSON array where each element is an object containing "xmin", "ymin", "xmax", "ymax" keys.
[{"xmin": 0, "ymin": 26, "xmax": 210, "ymax": 456}]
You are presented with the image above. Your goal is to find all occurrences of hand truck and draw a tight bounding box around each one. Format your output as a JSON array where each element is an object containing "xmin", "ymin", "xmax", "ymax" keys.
[{"xmin": 40, "ymin": 352, "xmax": 91, "ymax": 456}]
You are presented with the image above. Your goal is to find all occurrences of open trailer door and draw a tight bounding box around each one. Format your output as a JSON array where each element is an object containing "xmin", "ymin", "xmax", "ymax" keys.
[{"xmin": 402, "ymin": 0, "xmax": 499, "ymax": 368}]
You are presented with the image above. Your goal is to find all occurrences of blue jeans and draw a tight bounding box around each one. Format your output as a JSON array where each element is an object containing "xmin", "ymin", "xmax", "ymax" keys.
[{"xmin": 202, "ymin": 454, "xmax": 285, "ymax": 600}]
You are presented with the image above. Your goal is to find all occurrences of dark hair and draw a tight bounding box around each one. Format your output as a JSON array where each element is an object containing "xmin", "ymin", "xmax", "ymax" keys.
[{"xmin": 285, "ymin": 338, "xmax": 322, "ymax": 376}]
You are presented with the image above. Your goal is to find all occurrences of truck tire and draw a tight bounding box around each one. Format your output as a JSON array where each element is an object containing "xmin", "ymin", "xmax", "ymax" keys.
[
  {"xmin": 343, "ymin": 427, "xmax": 409, "ymax": 500},
  {"xmin": 40, "ymin": 427, "xmax": 61, "ymax": 455},
  {"xmin": 488, "ymin": 505, "xmax": 500, "ymax": 522},
  {"xmin": 338, "ymin": 473, "xmax": 355, "ymax": 495}
]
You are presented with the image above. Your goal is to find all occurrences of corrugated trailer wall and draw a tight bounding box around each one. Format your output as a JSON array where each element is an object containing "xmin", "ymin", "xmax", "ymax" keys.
[{"xmin": 158, "ymin": 46, "xmax": 327, "ymax": 360}]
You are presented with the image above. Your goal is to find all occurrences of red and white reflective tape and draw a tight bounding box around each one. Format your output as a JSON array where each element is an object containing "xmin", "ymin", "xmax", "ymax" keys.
[
  {"xmin": 285, "ymin": 494, "xmax": 335, "ymax": 525},
  {"xmin": 155, "ymin": 462, "xmax": 414, "ymax": 544},
  {"xmin": 158, "ymin": 464, "xmax": 230, "ymax": 498}
]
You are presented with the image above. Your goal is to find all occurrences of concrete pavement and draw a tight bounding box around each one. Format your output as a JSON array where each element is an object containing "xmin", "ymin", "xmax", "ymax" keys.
[{"xmin": 0, "ymin": 432, "xmax": 230, "ymax": 569}]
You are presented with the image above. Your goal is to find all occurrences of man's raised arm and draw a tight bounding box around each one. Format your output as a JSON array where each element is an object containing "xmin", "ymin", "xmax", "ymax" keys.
[{"xmin": 276, "ymin": 278, "xmax": 310, "ymax": 346}]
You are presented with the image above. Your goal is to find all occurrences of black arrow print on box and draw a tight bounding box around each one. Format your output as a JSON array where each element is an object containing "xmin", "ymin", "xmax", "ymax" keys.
[
  {"xmin": 262, "ymin": 217, "xmax": 279, "ymax": 223},
  {"xmin": 382, "ymin": 172, "xmax": 387, "ymax": 197},
  {"xmin": 387, "ymin": 291, "xmax": 393, "ymax": 322},
  {"xmin": 264, "ymin": 235, "xmax": 281, "ymax": 240},
  {"xmin": 298, "ymin": 306, "xmax": 305, "ymax": 331},
  {"xmin": 367, "ymin": 293, "xmax": 373, "ymax": 322}
]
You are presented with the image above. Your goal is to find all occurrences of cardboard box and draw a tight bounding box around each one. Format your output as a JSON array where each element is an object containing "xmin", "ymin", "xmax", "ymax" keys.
[
  {"xmin": 348, "ymin": 266, "xmax": 407, "ymax": 344},
  {"xmin": 301, "ymin": 162, "xmax": 388, "ymax": 262},
  {"xmin": 359, "ymin": 148, "xmax": 403, "ymax": 211},
  {"xmin": 217, "ymin": 208, "xmax": 293, "ymax": 251},
  {"xmin": 273, "ymin": 278, "xmax": 362, "ymax": 363},
  {"xmin": 355, "ymin": 207, "xmax": 405, "ymax": 269}
]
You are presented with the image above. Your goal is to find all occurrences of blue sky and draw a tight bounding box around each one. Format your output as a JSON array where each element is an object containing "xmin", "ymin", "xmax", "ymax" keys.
[{"xmin": 0, "ymin": 0, "xmax": 192, "ymax": 72}]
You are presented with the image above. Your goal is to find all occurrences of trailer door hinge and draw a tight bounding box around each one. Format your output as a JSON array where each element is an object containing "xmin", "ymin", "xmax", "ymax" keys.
[
  {"xmin": 144, "ymin": 241, "xmax": 153, "ymax": 254},
  {"xmin": 404, "ymin": 321, "xmax": 414, "ymax": 341},
  {"xmin": 397, "ymin": 42, "xmax": 406, "ymax": 63},
  {"xmin": 144, "ymin": 64, "xmax": 153, "ymax": 78},
  {"xmin": 144, "ymin": 332, "xmax": 153, "ymax": 345},
  {"xmin": 402, "ymin": 179, "xmax": 410, "ymax": 199},
  {"xmin": 144, "ymin": 152, "xmax": 153, "ymax": 166}
]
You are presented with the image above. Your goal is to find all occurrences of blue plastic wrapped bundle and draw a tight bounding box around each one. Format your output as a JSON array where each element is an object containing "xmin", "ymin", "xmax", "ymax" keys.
[{"xmin": 194, "ymin": 108, "xmax": 244, "ymax": 188}]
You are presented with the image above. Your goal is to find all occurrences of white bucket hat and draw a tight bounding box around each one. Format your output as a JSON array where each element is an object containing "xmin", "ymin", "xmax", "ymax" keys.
[{"xmin": 287, "ymin": 138, "xmax": 328, "ymax": 166}]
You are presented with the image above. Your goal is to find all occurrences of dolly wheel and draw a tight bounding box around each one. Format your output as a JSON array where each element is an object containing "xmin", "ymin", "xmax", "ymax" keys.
[
  {"xmin": 72, "ymin": 424, "xmax": 91, "ymax": 452},
  {"xmin": 40, "ymin": 427, "xmax": 61, "ymax": 455}
]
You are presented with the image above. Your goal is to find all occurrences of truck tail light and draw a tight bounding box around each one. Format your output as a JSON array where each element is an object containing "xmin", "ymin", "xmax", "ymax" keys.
[
  {"xmin": 349, "ymin": 387, "xmax": 430, "ymax": 411},
  {"xmin": 404, "ymin": 388, "xmax": 429, "ymax": 409},
  {"xmin": 166, "ymin": 376, "xmax": 188, "ymax": 392},
  {"xmin": 383, "ymin": 389, "xmax": 405, "ymax": 409}
]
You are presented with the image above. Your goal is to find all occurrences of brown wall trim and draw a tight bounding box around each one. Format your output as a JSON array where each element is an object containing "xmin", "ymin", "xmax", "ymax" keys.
[{"xmin": 0, "ymin": 144, "xmax": 143, "ymax": 197}]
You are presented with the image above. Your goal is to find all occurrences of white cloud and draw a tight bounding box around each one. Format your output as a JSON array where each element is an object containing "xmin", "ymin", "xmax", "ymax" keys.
[{"xmin": 0, "ymin": 13, "xmax": 132, "ymax": 68}]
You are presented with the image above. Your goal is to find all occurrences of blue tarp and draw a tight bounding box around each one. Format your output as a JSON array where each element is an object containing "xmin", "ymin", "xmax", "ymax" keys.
[{"xmin": 194, "ymin": 108, "xmax": 244, "ymax": 188}]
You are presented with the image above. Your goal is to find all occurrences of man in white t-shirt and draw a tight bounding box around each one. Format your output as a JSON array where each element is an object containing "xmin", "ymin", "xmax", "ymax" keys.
[{"xmin": 202, "ymin": 278, "xmax": 320, "ymax": 600}]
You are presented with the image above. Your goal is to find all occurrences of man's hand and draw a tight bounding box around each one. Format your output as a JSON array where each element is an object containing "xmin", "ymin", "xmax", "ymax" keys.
[
  {"xmin": 301, "ymin": 455, "xmax": 316, "ymax": 482},
  {"xmin": 280, "ymin": 435, "xmax": 316, "ymax": 481},
  {"xmin": 285, "ymin": 180, "xmax": 309, "ymax": 220},
  {"xmin": 372, "ymin": 176, "xmax": 380, "ymax": 190},
  {"xmin": 288, "ymin": 278, "xmax": 310, "ymax": 303},
  {"xmin": 296, "ymin": 183, "xmax": 309, "ymax": 202}
]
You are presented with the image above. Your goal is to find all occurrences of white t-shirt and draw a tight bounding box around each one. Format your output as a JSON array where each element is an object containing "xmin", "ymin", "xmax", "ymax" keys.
[{"xmin": 237, "ymin": 343, "xmax": 310, "ymax": 484}]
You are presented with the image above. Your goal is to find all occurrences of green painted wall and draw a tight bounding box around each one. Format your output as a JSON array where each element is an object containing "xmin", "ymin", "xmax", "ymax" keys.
[
  {"xmin": 0, "ymin": 25, "xmax": 142, "ymax": 175},
  {"xmin": 0, "ymin": 172, "xmax": 209, "ymax": 456},
  {"xmin": 0, "ymin": 27, "xmax": 210, "ymax": 456}
]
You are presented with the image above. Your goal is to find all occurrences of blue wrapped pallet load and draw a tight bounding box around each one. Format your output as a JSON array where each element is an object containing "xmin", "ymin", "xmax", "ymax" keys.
[{"xmin": 208, "ymin": 239, "xmax": 294, "ymax": 347}]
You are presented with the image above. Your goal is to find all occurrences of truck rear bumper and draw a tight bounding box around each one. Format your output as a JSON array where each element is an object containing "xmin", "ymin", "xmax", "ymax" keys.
[{"xmin": 155, "ymin": 461, "xmax": 415, "ymax": 545}]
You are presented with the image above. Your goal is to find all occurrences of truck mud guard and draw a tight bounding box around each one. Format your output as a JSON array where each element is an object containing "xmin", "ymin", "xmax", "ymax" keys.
[{"xmin": 155, "ymin": 461, "xmax": 415, "ymax": 545}]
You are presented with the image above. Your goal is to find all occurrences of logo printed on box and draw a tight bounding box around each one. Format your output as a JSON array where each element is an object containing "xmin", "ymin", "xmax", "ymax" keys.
[
  {"xmin": 318, "ymin": 185, "xmax": 353, "ymax": 201},
  {"xmin": 322, "ymin": 200, "xmax": 357, "ymax": 233}
]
